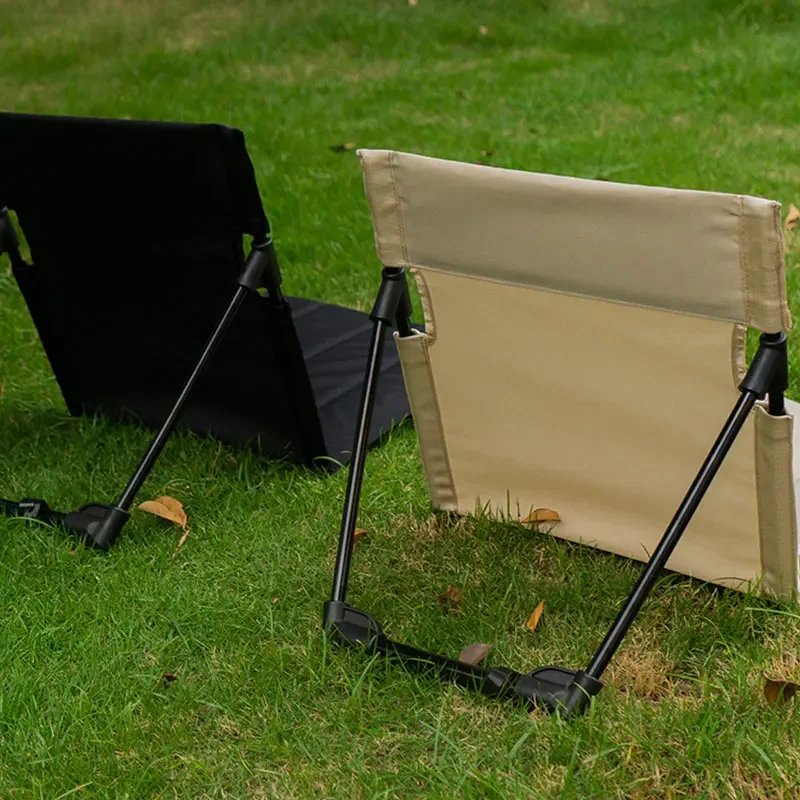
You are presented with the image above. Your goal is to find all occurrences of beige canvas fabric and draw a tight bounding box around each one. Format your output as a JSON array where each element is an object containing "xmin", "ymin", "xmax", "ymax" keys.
[
  {"xmin": 360, "ymin": 150, "xmax": 790, "ymax": 332},
  {"xmin": 361, "ymin": 149, "xmax": 798, "ymax": 599}
]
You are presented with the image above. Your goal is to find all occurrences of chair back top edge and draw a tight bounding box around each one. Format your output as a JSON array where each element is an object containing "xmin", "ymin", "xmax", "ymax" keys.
[{"xmin": 358, "ymin": 149, "xmax": 789, "ymax": 332}]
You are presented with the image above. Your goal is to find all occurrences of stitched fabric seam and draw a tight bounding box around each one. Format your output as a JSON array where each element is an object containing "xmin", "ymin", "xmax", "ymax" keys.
[
  {"xmin": 409, "ymin": 262, "xmax": 750, "ymax": 326},
  {"xmin": 731, "ymin": 323, "xmax": 747, "ymax": 388},
  {"xmin": 419, "ymin": 334, "xmax": 458, "ymax": 509},
  {"xmin": 358, "ymin": 152, "xmax": 388, "ymax": 266},
  {"xmin": 411, "ymin": 267, "xmax": 437, "ymax": 344},
  {"xmin": 388, "ymin": 151, "xmax": 409, "ymax": 267},
  {"xmin": 754, "ymin": 406, "xmax": 797, "ymax": 599},
  {"xmin": 771, "ymin": 202, "xmax": 792, "ymax": 329},
  {"xmin": 784, "ymin": 414, "xmax": 799, "ymax": 595},
  {"xmin": 738, "ymin": 195, "xmax": 755, "ymax": 327}
]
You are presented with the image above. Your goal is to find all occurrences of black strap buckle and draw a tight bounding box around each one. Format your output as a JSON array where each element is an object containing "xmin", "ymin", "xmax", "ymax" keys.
[
  {"xmin": 18, "ymin": 498, "xmax": 51, "ymax": 520},
  {"xmin": 1, "ymin": 497, "xmax": 64, "ymax": 525}
]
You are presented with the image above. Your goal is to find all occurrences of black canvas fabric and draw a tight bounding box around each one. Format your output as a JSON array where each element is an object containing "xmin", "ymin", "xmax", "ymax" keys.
[
  {"xmin": 290, "ymin": 299, "xmax": 410, "ymax": 460},
  {"xmin": 0, "ymin": 112, "xmax": 410, "ymax": 468}
]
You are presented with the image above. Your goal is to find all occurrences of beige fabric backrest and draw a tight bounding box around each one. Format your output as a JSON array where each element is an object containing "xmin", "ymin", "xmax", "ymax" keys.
[{"xmin": 359, "ymin": 149, "xmax": 798, "ymax": 600}]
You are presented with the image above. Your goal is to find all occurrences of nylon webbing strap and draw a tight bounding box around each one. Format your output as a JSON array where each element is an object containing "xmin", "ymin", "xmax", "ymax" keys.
[
  {"xmin": 0, "ymin": 498, "xmax": 20, "ymax": 516},
  {"xmin": 0, "ymin": 497, "xmax": 65, "ymax": 525}
]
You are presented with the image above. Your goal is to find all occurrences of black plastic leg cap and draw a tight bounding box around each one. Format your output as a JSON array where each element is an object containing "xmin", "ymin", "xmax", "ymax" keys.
[
  {"xmin": 63, "ymin": 504, "xmax": 130, "ymax": 550},
  {"xmin": 482, "ymin": 668, "xmax": 518, "ymax": 698},
  {"xmin": 323, "ymin": 600, "xmax": 384, "ymax": 649},
  {"xmin": 514, "ymin": 667, "xmax": 603, "ymax": 718}
]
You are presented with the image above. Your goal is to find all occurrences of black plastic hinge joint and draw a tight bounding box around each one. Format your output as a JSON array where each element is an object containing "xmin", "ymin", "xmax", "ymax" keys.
[
  {"xmin": 371, "ymin": 267, "xmax": 412, "ymax": 327},
  {"xmin": 238, "ymin": 236, "xmax": 282, "ymax": 295},
  {"xmin": 740, "ymin": 331, "xmax": 788, "ymax": 400}
]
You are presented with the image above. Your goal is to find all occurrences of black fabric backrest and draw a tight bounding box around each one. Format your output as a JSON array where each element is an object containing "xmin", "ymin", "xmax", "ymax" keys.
[
  {"xmin": 0, "ymin": 113, "xmax": 268, "ymax": 238},
  {"xmin": 0, "ymin": 113, "xmax": 320, "ymax": 463}
]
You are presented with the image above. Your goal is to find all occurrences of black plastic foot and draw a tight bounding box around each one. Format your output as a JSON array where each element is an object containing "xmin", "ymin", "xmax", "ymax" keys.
[
  {"xmin": 322, "ymin": 601, "xmax": 602, "ymax": 717},
  {"xmin": 63, "ymin": 503, "xmax": 130, "ymax": 550},
  {"xmin": 1, "ymin": 497, "xmax": 129, "ymax": 549},
  {"xmin": 513, "ymin": 667, "xmax": 603, "ymax": 718},
  {"xmin": 323, "ymin": 600, "xmax": 384, "ymax": 648}
]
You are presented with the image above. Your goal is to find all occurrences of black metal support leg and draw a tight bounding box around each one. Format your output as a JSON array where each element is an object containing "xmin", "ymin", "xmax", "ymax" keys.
[
  {"xmin": 324, "ymin": 268, "xmax": 413, "ymax": 624},
  {"xmin": 78, "ymin": 283, "xmax": 251, "ymax": 549},
  {"xmin": 324, "ymin": 330, "xmax": 789, "ymax": 719},
  {"xmin": 1, "ymin": 234, "xmax": 281, "ymax": 549},
  {"xmin": 329, "ymin": 319, "xmax": 387, "ymax": 603},
  {"xmin": 585, "ymin": 390, "xmax": 758, "ymax": 678}
]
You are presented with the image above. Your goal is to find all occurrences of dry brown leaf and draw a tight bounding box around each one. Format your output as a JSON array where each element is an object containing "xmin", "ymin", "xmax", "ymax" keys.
[
  {"xmin": 521, "ymin": 508, "xmax": 561, "ymax": 525},
  {"xmin": 784, "ymin": 204, "xmax": 800, "ymax": 232},
  {"xmin": 437, "ymin": 584, "xmax": 462, "ymax": 613},
  {"xmin": 478, "ymin": 25, "xmax": 488, "ymax": 35},
  {"xmin": 525, "ymin": 601, "xmax": 545, "ymax": 633},
  {"xmin": 138, "ymin": 495, "xmax": 188, "ymax": 530},
  {"xmin": 161, "ymin": 671, "xmax": 178, "ymax": 685},
  {"xmin": 459, "ymin": 642, "xmax": 493, "ymax": 666},
  {"xmin": 764, "ymin": 676, "xmax": 800, "ymax": 706},
  {"xmin": 353, "ymin": 527, "xmax": 368, "ymax": 551},
  {"xmin": 329, "ymin": 142, "xmax": 356, "ymax": 152},
  {"xmin": 408, "ymin": 0, "xmax": 418, "ymax": 5},
  {"xmin": 174, "ymin": 529, "xmax": 190, "ymax": 555},
  {"xmin": 155, "ymin": 494, "xmax": 185, "ymax": 518}
]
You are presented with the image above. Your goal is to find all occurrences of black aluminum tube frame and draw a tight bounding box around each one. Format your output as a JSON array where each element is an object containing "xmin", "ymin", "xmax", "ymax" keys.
[
  {"xmin": 324, "ymin": 296, "xmax": 790, "ymax": 718},
  {"xmin": 0, "ymin": 220, "xmax": 282, "ymax": 549}
]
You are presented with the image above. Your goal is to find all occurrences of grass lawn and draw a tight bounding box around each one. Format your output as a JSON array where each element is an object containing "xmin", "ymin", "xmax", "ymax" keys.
[{"xmin": 3, "ymin": 0, "xmax": 800, "ymax": 796}]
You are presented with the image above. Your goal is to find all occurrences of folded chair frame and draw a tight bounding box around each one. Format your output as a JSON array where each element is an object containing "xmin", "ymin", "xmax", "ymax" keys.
[
  {"xmin": 324, "ymin": 267, "xmax": 789, "ymax": 718},
  {"xmin": 0, "ymin": 206, "xmax": 283, "ymax": 549}
]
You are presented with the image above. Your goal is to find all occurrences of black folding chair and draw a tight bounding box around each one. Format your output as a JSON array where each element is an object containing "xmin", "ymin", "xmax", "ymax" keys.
[{"xmin": 0, "ymin": 113, "xmax": 410, "ymax": 549}]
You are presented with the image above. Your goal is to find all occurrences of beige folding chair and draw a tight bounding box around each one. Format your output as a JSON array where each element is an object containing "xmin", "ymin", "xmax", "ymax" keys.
[{"xmin": 324, "ymin": 150, "xmax": 796, "ymax": 718}]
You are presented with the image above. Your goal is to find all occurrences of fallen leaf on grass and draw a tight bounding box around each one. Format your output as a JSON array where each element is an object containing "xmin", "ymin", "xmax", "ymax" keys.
[
  {"xmin": 521, "ymin": 508, "xmax": 561, "ymax": 525},
  {"xmin": 525, "ymin": 601, "xmax": 545, "ymax": 633},
  {"xmin": 353, "ymin": 527, "xmax": 368, "ymax": 551},
  {"xmin": 173, "ymin": 529, "xmax": 190, "ymax": 555},
  {"xmin": 764, "ymin": 676, "xmax": 800, "ymax": 706},
  {"xmin": 459, "ymin": 642, "xmax": 493, "ymax": 666},
  {"xmin": 478, "ymin": 25, "xmax": 488, "ymax": 35},
  {"xmin": 784, "ymin": 204, "xmax": 800, "ymax": 232},
  {"xmin": 138, "ymin": 496, "xmax": 188, "ymax": 530},
  {"xmin": 438, "ymin": 584, "xmax": 462, "ymax": 613},
  {"xmin": 161, "ymin": 671, "xmax": 178, "ymax": 685},
  {"xmin": 329, "ymin": 142, "xmax": 356, "ymax": 152},
  {"xmin": 408, "ymin": 0, "xmax": 418, "ymax": 5}
]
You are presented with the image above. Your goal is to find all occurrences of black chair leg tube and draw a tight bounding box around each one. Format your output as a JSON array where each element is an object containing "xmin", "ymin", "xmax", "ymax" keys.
[
  {"xmin": 331, "ymin": 319, "xmax": 388, "ymax": 603},
  {"xmin": 585, "ymin": 389, "xmax": 758, "ymax": 680},
  {"xmin": 329, "ymin": 267, "xmax": 413, "ymax": 605},
  {"xmin": 116, "ymin": 285, "xmax": 250, "ymax": 511}
]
